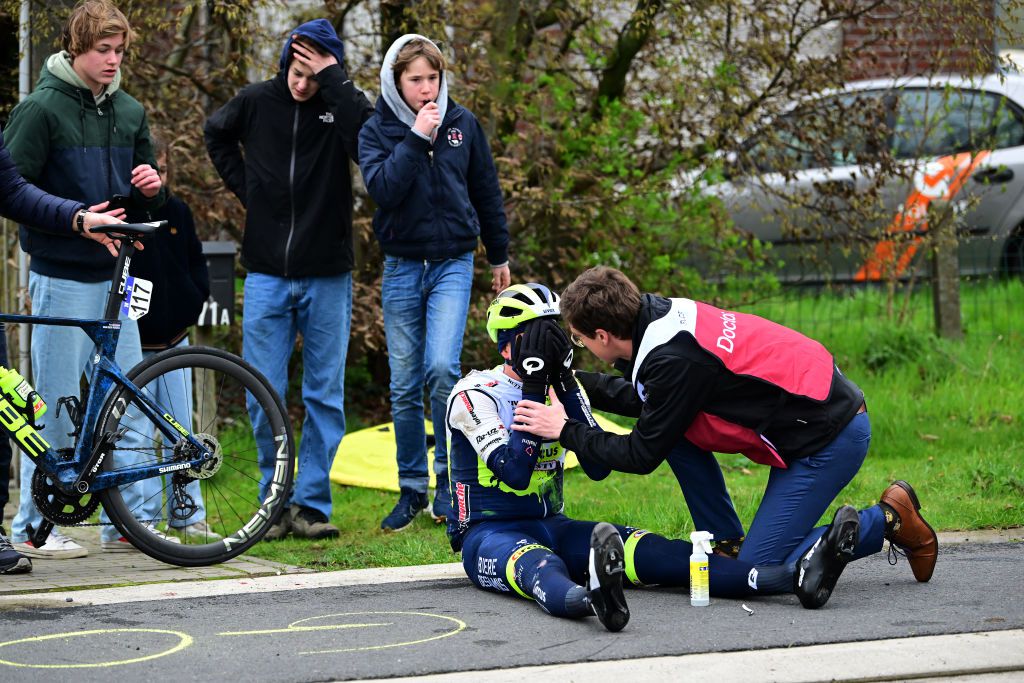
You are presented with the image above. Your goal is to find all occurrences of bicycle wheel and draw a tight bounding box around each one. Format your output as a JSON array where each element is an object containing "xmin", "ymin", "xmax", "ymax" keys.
[{"xmin": 96, "ymin": 346, "xmax": 294, "ymax": 566}]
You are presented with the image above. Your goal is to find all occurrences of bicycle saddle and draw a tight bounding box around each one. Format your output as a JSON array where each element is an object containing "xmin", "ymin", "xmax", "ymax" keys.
[{"xmin": 88, "ymin": 220, "xmax": 167, "ymax": 239}]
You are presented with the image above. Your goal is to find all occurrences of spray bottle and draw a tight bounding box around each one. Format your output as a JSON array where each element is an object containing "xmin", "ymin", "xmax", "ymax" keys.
[{"xmin": 689, "ymin": 531, "xmax": 714, "ymax": 607}]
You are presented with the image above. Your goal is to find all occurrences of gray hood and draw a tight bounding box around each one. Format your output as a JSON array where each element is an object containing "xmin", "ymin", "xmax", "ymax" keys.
[{"xmin": 379, "ymin": 33, "xmax": 449, "ymax": 129}]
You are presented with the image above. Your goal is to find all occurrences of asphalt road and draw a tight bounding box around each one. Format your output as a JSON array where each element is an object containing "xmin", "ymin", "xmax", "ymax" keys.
[{"xmin": 1, "ymin": 542, "xmax": 1021, "ymax": 682}]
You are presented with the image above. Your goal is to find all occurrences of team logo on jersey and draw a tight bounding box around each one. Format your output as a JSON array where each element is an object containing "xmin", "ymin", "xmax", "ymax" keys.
[{"xmin": 446, "ymin": 127, "xmax": 464, "ymax": 147}]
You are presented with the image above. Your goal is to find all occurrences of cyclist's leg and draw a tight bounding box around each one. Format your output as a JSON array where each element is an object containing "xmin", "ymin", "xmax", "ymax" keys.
[
  {"xmin": 462, "ymin": 519, "xmax": 592, "ymax": 619},
  {"xmin": 291, "ymin": 273, "xmax": 351, "ymax": 518},
  {"xmin": 381, "ymin": 257, "xmax": 428, "ymax": 495},
  {"xmin": 422, "ymin": 254, "xmax": 473, "ymax": 505},
  {"xmin": 242, "ymin": 273, "xmax": 297, "ymax": 502},
  {"xmin": 551, "ymin": 515, "xmax": 796, "ymax": 598},
  {"xmin": 11, "ymin": 275, "xmax": 98, "ymax": 542}
]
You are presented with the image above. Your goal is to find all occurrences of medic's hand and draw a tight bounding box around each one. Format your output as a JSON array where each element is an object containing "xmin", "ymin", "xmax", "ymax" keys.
[{"xmin": 512, "ymin": 319, "xmax": 551, "ymax": 397}]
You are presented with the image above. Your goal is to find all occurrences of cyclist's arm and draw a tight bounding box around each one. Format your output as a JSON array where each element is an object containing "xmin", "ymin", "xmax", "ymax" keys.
[
  {"xmin": 204, "ymin": 95, "xmax": 248, "ymax": 205},
  {"xmin": 448, "ymin": 388, "xmax": 541, "ymax": 491},
  {"xmin": 574, "ymin": 370, "xmax": 644, "ymax": 418}
]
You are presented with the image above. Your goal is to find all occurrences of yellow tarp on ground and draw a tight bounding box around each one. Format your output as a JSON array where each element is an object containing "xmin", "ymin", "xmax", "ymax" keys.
[{"xmin": 330, "ymin": 415, "xmax": 630, "ymax": 493}]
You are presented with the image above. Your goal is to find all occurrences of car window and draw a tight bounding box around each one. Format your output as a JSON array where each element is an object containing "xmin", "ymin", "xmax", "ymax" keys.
[
  {"xmin": 740, "ymin": 91, "xmax": 891, "ymax": 174},
  {"xmin": 892, "ymin": 88, "xmax": 1024, "ymax": 158}
]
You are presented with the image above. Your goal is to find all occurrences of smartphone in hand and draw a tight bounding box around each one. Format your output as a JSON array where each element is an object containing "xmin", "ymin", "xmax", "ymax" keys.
[{"xmin": 107, "ymin": 194, "xmax": 131, "ymax": 211}]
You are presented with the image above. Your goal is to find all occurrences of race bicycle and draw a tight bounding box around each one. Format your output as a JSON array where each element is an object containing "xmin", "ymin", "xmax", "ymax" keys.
[{"xmin": 0, "ymin": 221, "xmax": 295, "ymax": 566}]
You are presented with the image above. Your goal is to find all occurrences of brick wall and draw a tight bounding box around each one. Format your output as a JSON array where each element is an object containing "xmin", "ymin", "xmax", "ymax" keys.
[{"xmin": 842, "ymin": 1, "xmax": 996, "ymax": 80}]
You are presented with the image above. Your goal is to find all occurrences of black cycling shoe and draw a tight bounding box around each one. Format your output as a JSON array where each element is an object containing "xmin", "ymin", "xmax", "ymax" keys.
[
  {"xmin": 794, "ymin": 505, "xmax": 860, "ymax": 609},
  {"xmin": 587, "ymin": 522, "xmax": 630, "ymax": 632}
]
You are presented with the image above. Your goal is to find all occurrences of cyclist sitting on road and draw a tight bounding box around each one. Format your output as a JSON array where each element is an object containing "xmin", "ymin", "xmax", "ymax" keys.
[
  {"xmin": 512, "ymin": 266, "xmax": 939, "ymax": 602},
  {"xmin": 444, "ymin": 283, "xmax": 860, "ymax": 631}
]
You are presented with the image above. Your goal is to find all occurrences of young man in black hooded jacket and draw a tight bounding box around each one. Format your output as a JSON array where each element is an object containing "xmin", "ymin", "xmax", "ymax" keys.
[{"xmin": 205, "ymin": 19, "xmax": 373, "ymax": 540}]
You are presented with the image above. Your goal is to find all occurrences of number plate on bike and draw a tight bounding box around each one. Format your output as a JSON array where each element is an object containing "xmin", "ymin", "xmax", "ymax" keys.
[{"xmin": 120, "ymin": 276, "xmax": 154, "ymax": 320}]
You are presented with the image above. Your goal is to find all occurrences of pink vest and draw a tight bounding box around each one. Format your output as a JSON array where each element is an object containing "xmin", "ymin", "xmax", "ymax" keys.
[{"xmin": 632, "ymin": 299, "xmax": 836, "ymax": 468}]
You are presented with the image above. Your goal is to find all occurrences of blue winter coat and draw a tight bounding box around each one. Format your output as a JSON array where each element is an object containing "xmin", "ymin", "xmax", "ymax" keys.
[
  {"xmin": 358, "ymin": 97, "xmax": 509, "ymax": 265},
  {"xmin": 0, "ymin": 127, "xmax": 82, "ymax": 231}
]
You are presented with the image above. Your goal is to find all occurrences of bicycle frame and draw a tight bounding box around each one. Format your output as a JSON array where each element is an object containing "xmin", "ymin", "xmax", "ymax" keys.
[{"xmin": 0, "ymin": 240, "xmax": 213, "ymax": 496}]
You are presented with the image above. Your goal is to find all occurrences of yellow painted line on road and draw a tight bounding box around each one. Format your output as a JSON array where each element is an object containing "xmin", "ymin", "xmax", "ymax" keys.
[
  {"xmin": 299, "ymin": 611, "xmax": 467, "ymax": 655},
  {"xmin": 0, "ymin": 628, "xmax": 192, "ymax": 669},
  {"xmin": 219, "ymin": 622, "xmax": 391, "ymax": 636}
]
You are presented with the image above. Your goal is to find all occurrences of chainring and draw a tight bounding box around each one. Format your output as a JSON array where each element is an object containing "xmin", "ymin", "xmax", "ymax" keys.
[{"xmin": 31, "ymin": 467, "xmax": 101, "ymax": 525}]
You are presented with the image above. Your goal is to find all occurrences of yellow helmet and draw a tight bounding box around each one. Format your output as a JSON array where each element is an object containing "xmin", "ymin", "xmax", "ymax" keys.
[{"xmin": 485, "ymin": 283, "xmax": 560, "ymax": 343}]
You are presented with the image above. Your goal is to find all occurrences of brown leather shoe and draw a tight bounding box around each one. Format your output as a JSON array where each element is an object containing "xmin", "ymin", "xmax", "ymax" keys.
[{"xmin": 880, "ymin": 481, "xmax": 937, "ymax": 582}]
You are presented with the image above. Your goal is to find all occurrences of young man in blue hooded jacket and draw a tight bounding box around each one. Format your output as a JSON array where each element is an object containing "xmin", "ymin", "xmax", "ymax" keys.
[
  {"xmin": 205, "ymin": 19, "xmax": 373, "ymax": 540},
  {"xmin": 358, "ymin": 35, "xmax": 511, "ymax": 532}
]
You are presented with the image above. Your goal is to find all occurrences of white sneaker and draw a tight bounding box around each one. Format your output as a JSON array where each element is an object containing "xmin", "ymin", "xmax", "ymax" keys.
[
  {"xmin": 172, "ymin": 520, "xmax": 222, "ymax": 540},
  {"xmin": 100, "ymin": 524, "xmax": 182, "ymax": 552},
  {"xmin": 15, "ymin": 528, "xmax": 89, "ymax": 559},
  {"xmin": 145, "ymin": 523, "xmax": 182, "ymax": 544}
]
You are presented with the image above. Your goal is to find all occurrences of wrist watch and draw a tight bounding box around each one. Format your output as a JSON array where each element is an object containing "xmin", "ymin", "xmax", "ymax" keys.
[{"xmin": 75, "ymin": 209, "xmax": 88, "ymax": 233}]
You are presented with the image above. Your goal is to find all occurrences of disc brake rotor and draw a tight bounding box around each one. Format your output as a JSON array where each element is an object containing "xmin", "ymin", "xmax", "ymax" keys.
[{"xmin": 187, "ymin": 433, "xmax": 223, "ymax": 480}]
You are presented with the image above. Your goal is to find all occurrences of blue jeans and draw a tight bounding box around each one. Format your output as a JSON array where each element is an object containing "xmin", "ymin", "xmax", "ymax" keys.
[
  {"xmin": 140, "ymin": 337, "xmax": 206, "ymax": 527},
  {"xmin": 13, "ymin": 273, "xmax": 149, "ymax": 543},
  {"xmin": 736, "ymin": 412, "xmax": 885, "ymax": 567},
  {"xmin": 382, "ymin": 253, "xmax": 473, "ymax": 493},
  {"xmin": 244, "ymin": 272, "xmax": 351, "ymax": 519}
]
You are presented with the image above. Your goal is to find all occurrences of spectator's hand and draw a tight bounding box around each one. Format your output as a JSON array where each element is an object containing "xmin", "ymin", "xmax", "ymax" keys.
[
  {"xmin": 80, "ymin": 201, "xmax": 143, "ymax": 256},
  {"xmin": 413, "ymin": 101, "xmax": 441, "ymax": 137},
  {"xmin": 491, "ymin": 264, "xmax": 510, "ymax": 293},
  {"xmin": 291, "ymin": 38, "xmax": 337, "ymax": 75},
  {"xmin": 131, "ymin": 164, "xmax": 162, "ymax": 198},
  {"xmin": 512, "ymin": 319, "xmax": 551, "ymax": 397}
]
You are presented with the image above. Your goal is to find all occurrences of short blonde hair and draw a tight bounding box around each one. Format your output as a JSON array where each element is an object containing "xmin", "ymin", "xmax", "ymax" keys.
[{"xmin": 62, "ymin": 0, "xmax": 133, "ymax": 57}]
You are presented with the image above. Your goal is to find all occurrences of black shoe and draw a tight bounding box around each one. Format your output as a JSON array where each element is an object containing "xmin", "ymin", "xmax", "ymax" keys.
[
  {"xmin": 586, "ymin": 522, "xmax": 629, "ymax": 632},
  {"xmin": 380, "ymin": 488, "xmax": 429, "ymax": 532},
  {"xmin": 0, "ymin": 525, "xmax": 32, "ymax": 575},
  {"xmin": 794, "ymin": 505, "xmax": 860, "ymax": 609},
  {"xmin": 291, "ymin": 506, "xmax": 340, "ymax": 540}
]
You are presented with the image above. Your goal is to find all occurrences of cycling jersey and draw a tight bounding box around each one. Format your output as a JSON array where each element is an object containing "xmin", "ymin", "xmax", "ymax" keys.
[{"xmin": 445, "ymin": 366, "xmax": 567, "ymax": 550}]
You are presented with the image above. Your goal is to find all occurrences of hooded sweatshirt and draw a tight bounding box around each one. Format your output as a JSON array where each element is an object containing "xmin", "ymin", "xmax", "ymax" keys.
[
  {"xmin": 3, "ymin": 52, "xmax": 164, "ymax": 282},
  {"xmin": 358, "ymin": 34, "xmax": 509, "ymax": 265},
  {"xmin": 204, "ymin": 19, "xmax": 373, "ymax": 277}
]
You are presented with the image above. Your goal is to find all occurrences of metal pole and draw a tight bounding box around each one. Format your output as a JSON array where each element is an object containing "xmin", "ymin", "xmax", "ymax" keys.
[
  {"xmin": 13, "ymin": 0, "xmax": 31, "ymax": 488},
  {"xmin": 17, "ymin": 0, "xmax": 31, "ymax": 374}
]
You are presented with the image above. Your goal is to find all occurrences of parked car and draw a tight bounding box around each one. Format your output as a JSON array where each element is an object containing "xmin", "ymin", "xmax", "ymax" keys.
[{"xmin": 705, "ymin": 74, "xmax": 1024, "ymax": 282}]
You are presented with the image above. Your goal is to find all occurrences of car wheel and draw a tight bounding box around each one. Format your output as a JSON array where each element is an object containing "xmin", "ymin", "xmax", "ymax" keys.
[{"xmin": 1002, "ymin": 226, "xmax": 1024, "ymax": 275}]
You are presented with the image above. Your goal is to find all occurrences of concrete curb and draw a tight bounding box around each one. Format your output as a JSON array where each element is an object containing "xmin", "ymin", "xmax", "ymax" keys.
[
  {"xmin": 2, "ymin": 528, "xmax": 1019, "ymax": 608},
  {"xmin": 350, "ymin": 629, "xmax": 1024, "ymax": 683}
]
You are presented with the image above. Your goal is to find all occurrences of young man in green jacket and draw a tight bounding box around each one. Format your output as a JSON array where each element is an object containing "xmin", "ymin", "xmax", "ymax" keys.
[{"xmin": 4, "ymin": 0, "xmax": 167, "ymax": 558}]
